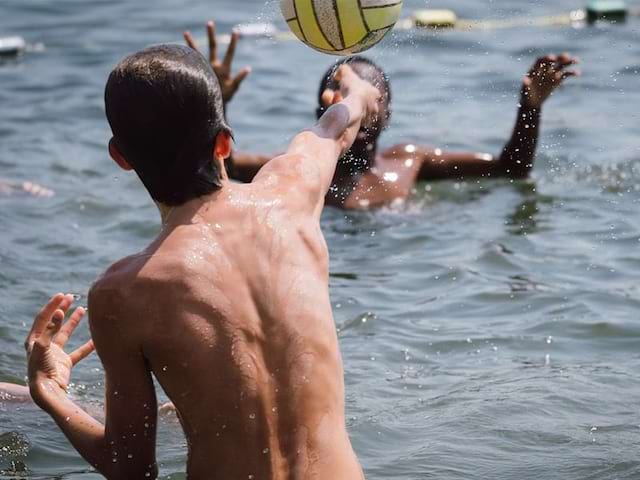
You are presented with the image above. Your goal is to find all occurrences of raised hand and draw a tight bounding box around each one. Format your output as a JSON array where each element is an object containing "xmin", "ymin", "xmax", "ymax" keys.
[
  {"xmin": 184, "ymin": 21, "xmax": 251, "ymax": 105},
  {"xmin": 333, "ymin": 65, "xmax": 381, "ymax": 128},
  {"xmin": 26, "ymin": 294, "xmax": 95, "ymax": 402},
  {"xmin": 522, "ymin": 53, "xmax": 580, "ymax": 109}
]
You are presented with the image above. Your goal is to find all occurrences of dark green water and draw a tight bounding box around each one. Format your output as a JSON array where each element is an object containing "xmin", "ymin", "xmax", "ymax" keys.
[{"xmin": 1, "ymin": 0, "xmax": 639, "ymax": 478}]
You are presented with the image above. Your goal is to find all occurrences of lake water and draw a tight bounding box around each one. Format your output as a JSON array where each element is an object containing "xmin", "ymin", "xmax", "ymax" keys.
[{"xmin": 1, "ymin": 0, "xmax": 639, "ymax": 478}]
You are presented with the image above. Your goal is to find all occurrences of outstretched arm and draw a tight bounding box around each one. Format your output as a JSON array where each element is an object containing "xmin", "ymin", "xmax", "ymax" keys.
[
  {"xmin": 418, "ymin": 53, "xmax": 579, "ymax": 181},
  {"xmin": 0, "ymin": 382, "xmax": 31, "ymax": 401},
  {"xmin": 252, "ymin": 65, "xmax": 380, "ymax": 214},
  {"xmin": 27, "ymin": 293, "xmax": 158, "ymax": 479},
  {"xmin": 497, "ymin": 53, "xmax": 579, "ymax": 178}
]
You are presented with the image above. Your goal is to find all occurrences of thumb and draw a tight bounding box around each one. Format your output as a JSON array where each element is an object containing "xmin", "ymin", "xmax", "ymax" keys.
[
  {"xmin": 321, "ymin": 89, "xmax": 336, "ymax": 107},
  {"xmin": 232, "ymin": 67, "xmax": 251, "ymax": 90}
]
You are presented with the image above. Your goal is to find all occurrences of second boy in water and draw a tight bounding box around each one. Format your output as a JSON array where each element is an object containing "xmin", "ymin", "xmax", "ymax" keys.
[{"xmin": 185, "ymin": 21, "xmax": 579, "ymax": 209}]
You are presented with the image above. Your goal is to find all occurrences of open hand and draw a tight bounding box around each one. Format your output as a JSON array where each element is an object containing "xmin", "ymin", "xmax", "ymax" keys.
[
  {"xmin": 26, "ymin": 294, "xmax": 95, "ymax": 403},
  {"xmin": 184, "ymin": 21, "xmax": 251, "ymax": 104},
  {"xmin": 522, "ymin": 53, "xmax": 580, "ymax": 109},
  {"xmin": 322, "ymin": 65, "xmax": 381, "ymax": 130}
]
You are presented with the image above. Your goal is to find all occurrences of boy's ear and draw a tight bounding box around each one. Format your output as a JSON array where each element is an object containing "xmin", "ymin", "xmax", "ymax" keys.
[
  {"xmin": 108, "ymin": 138, "xmax": 133, "ymax": 171},
  {"xmin": 214, "ymin": 131, "xmax": 232, "ymax": 161}
]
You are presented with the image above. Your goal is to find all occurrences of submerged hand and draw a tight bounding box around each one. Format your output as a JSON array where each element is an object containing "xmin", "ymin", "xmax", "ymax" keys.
[
  {"xmin": 26, "ymin": 294, "xmax": 95, "ymax": 404},
  {"xmin": 0, "ymin": 180, "xmax": 54, "ymax": 197},
  {"xmin": 184, "ymin": 21, "xmax": 251, "ymax": 104},
  {"xmin": 522, "ymin": 53, "xmax": 580, "ymax": 109}
]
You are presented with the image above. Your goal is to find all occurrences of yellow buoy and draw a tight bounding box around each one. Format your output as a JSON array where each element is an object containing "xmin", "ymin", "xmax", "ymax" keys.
[{"xmin": 412, "ymin": 9, "xmax": 458, "ymax": 28}]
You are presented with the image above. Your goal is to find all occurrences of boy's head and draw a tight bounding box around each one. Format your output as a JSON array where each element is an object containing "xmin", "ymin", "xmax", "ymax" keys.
[
  {"xmin": 105, "ymin": 44, "xmax": 231, "ymax": 206},
  {"xmin": 317, "ymin": 56, "xmax": 391, "ymax": 142}
]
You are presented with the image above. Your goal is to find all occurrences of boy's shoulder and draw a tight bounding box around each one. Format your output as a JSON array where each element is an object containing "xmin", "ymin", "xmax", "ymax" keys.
[{"xmin": 89, "ymin": 250, "xmax": 197, "ymax": 314}]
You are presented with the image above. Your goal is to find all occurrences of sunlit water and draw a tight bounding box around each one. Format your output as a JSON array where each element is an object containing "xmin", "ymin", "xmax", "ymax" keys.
[{"xmin": 1, "ymin": 0, "xmax": 639, "ymax": 478}]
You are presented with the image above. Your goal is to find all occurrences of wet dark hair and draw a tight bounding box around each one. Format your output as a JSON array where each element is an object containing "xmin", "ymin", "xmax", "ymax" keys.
[
  {"xmin": 316, "ymin": 56, "xmax": 392, "ymax": 125},
  {"xmin": 105, "ymin": 44, "xmax": 231, "ymax": 206}
]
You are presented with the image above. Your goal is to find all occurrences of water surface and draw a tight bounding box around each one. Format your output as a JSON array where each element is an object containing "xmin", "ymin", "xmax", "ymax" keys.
[{"xmin": 1, "ymin": 0, "xmax": 639, "ymax": 478}]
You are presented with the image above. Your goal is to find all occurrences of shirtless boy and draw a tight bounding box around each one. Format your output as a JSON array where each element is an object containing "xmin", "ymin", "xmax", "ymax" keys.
[
  {"xmin": 25, "ymin": 44, "xmax": 379, "ymax": 478},
  {"xmin": 185, "ymin": 22, "xmax": 580, "ymax": 209}
]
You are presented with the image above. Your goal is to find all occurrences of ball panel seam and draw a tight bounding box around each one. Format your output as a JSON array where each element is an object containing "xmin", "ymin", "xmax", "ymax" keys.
[
  {"xmin": 295, "ymin": 0, "xmax": 335, "ymax": 51},
  {"xmin": 336, "ymin": 0, "xmax": 368, "ymax": 47},
  {"xmin": 312, "ymin": 0, "xmax": 343, "ymax": 50}
]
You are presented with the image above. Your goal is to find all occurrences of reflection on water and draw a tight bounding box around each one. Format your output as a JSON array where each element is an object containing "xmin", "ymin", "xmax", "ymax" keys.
[
  {"xmin": 1, "ymin": 0, "xmax": 640, "ymax": 478},
  {"xmin": 505, "ymin": 182, "xmax": 554, "ymax": 236}
]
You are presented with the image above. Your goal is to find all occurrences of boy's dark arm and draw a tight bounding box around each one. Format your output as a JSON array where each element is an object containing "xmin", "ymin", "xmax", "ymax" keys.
[{"xmin": 418, "ymin": 53, "xmax": 579, "ymax": 181}]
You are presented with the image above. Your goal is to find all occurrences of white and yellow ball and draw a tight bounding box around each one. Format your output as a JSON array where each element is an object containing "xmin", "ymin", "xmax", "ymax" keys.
[{"xmin": 280, "ymin": 0, "xmax": 403, "ymax": 55}]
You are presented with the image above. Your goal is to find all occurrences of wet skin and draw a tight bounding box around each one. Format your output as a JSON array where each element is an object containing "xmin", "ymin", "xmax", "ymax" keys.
[
  {"xmin": 25, "ymin": 62, "xmax": 379, "ymax": 479},
  {"xmin": 185, "ymin": 24, "xmax": 580, "ymax": 210}
]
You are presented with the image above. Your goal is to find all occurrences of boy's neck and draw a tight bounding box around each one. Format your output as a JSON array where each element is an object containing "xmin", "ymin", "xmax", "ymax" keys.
[
  {"xmin": 155, "ymin": 159, "xmax": 230, "ymax": 225},
  {"xmin": 157, "ymin": 202, "xmax": 175, "ymax": 225}
]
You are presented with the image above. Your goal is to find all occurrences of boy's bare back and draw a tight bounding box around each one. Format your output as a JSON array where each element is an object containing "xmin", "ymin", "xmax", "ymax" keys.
[
  {"xmin": 91, "ymin": 181, "xmax": 361, "ymax": 478},
  {"xmin": 25, "ymin": 43, "xmax": 378, "ymax": 478}
]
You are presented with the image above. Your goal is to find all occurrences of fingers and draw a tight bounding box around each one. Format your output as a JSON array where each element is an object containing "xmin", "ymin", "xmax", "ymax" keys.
[
  {"xmin": 321, "ymin": 89, "xmax": 337, "ymax": 107},
  {"xmin": 557, "ymin": 69, "xmax": 580, "ymax": 83},
  {"xmin": 183, "ymin": 31, "xmax": 198, "ymax": 52},
  {"xmin": 530, "ymin": 55, "xmax": 555, "ymax": 72},
  {"xmin": 36, "ymin": 308, "xmax": 65, "ymax": 350},
  {"xmin": 334, "ymin": 64, "xmax": 353, "ymax": 83},
  {"xmin": 531, "ymin": 53, "xmax": 579, "ymax": 74},
  {"xmin": 54, "ymin": 306, "xmax": 86, "ymax": 348},
  {"xmin": 70, "ymin": 339, "xmax": 95, "ymax": 366},
  {"xmin": 26, "ymin": 293, "xmax": 66, "ymax": 350},
  {"xmin": 231, "ymin": 66, "xmax": 251, "ymax": 91},
  {"xmin": 207, "ymin": 21, "xmax": 218, "ymax": 63},
  {"xmin": 557, "ymin": 52, "xmax": 579, "ymax": 67},
  {"xmin": 223, "ymin": 31, "xmax": 239, "ymax": 68}
]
